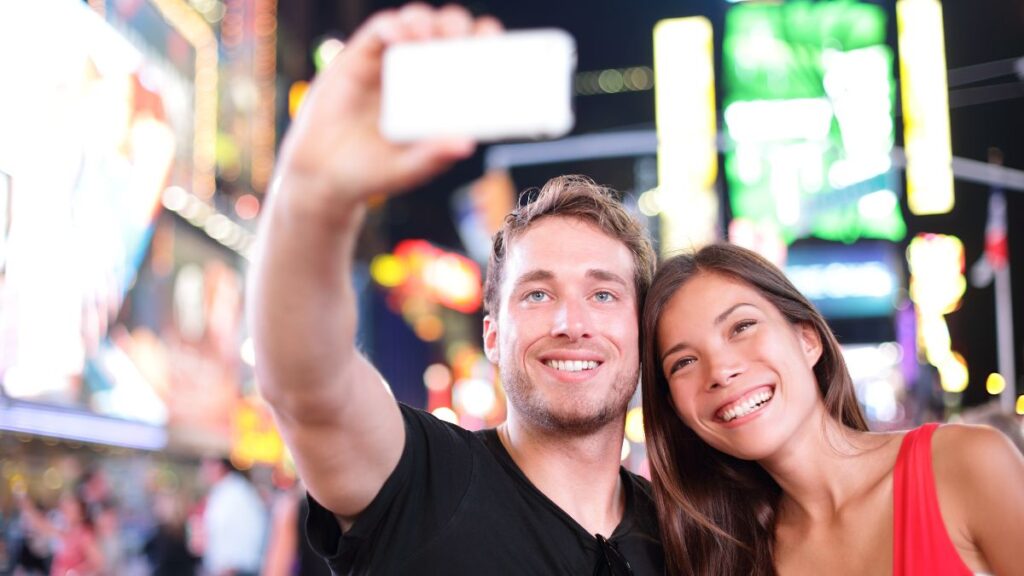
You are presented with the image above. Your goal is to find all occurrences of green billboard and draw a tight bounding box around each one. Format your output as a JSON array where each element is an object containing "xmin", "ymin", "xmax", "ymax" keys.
[{"xmin": 723, "ymin": 0, "xmax": 906, "ymax": 244}]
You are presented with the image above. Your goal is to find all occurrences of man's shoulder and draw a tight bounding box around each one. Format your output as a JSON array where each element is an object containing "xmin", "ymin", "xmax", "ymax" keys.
[
  {"xmin": 621, "ymin": 468, "xmax": 660, "ymax": 525},
  {"xmin": 622, "ymin": 468, "xmax": 654, "ymax": 498}
]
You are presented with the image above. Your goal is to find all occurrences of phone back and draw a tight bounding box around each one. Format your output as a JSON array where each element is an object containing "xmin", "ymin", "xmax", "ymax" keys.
[{"xmin": 380, "ymin": 29, "xmax": 576, "ymax": 143}]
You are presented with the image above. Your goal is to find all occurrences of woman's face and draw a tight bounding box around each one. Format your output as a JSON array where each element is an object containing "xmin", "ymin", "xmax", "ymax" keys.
[
  {"xmin": 656, "ymin": 272, "xmax": 824, "ymax": 462},
  {"xmin": 60, "ymin": 495, "xmax": 85, "ymax": 524}
]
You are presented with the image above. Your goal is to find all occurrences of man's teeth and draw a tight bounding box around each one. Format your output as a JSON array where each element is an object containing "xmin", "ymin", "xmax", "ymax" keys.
[
  {"xmin": 546, "ymin": 360, "xmax": 599, "ymax": 372},
  {"xmin": 721, "ymin": 390, "xmax": 773, "ymax": 422}
]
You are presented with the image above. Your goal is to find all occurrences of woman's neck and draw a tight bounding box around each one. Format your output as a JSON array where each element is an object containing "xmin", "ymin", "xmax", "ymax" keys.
[{"xmin": 759, "ymin": 416, "xmax": 896, "ymax": 523}]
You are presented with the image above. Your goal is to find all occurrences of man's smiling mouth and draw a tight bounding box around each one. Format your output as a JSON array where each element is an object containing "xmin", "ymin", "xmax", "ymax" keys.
[{"xmin": 544, "ymin": 360, "xmax": 600, "ymax": 372}]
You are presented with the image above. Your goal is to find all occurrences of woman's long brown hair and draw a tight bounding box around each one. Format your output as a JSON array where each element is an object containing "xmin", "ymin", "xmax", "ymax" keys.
[{"xmin": 641, "ymin": 244, "xmax": 868, "ymax": 575}]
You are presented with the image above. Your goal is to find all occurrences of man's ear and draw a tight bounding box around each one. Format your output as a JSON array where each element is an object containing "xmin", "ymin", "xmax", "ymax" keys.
[
  {"xmin": 797, "ymin": 322, "xmax": 823, "ymax": 368},
  {"xmin": 483, "ymin": 314, "xmax": 499, "ymax": 364}
]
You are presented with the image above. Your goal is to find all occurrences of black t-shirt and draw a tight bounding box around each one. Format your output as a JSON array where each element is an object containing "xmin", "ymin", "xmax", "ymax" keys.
[{"xmin": 306, "ymin": 403, "xmax": 664, "ymax": 575}]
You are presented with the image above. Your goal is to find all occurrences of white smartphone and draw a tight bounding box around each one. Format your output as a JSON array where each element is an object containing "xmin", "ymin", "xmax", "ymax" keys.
[{"xmin": 380, "ymin": 29, "xmax": 576, "ymax": 143}]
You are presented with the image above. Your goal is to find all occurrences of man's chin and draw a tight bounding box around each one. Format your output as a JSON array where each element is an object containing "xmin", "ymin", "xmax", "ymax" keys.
[{"xmin": 532, "ymin": 402, "xmax": 623, "ymax": 436}]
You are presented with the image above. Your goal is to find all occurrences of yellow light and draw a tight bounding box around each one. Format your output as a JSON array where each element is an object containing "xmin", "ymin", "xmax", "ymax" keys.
[
  {"xmin": 906, "ymin": 234, "xmax": 965, "ymax": 315},
  {"xmin": 621, "ymin": 438, "xmax": 632, "ymax": 461},
  {"xmin": 624, "ymin": 407, "xmax": 645, "ymax": 444},
  {"xmin": 289, "ymin": 80, "xmax": 310, "ymax": 119},
  {"xmin": 1016, "ymin": 395, "xmax": 1024, "ymax": 416},
  {"xmin": 897, "ymin": 0, "xmax": 953, "ymax": 215},
  {"xmin": 938, "ymin": 352, "xmax": 968, "ymax": 393},
  {"xmin": 986, "ymin": 373, "xmax": 1007, "ymax": 395},
  {"xmin": 654, "ymin": 17, "xmax": 719, "ymax": 254},
  {"xmin": 370, "ymin": 254, "xmax": 407, "ymax": 288}
]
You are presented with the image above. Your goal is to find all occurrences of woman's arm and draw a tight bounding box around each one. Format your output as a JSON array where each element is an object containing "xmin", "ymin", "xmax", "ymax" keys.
[{"xmin": 15, "ymin": 494, "xmax": 58, "ymax": 539}]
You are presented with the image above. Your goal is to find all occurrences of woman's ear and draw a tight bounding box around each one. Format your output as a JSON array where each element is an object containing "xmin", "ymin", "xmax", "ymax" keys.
[{"xmin": 797, "ymin": 322, "xmax": 823, "ymax": 367}]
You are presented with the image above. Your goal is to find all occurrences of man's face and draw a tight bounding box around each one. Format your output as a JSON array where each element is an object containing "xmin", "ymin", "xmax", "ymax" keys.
[{"xmin": 483, "ymin": 217, "xmax": 640, "ymax": 434}]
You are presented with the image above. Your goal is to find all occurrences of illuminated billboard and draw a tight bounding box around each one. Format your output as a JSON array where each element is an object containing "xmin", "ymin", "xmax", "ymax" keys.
[
  {"xmin": 722, "ymin": 1, "xmax": 906, "ymax": 245},
  {"xmin": 0, "ymin": 1, "xmax": 234, "ymax": 448}
]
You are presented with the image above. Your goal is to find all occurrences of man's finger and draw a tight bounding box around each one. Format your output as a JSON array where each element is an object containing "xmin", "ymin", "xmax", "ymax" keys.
[
  {"xmin": 473, "ymin": 15, "xmax": 504, "ymax": 37},
  {"xmin": 344, "ymin": 9, "xmax": 400, "ymax": 57},
  {"xmin": 395, "ymin": 3, "xmax": 437, "ymax": 42},
  {"xmin": 437, "ymin": 4, "xmax": 474, "ymax": 38}
]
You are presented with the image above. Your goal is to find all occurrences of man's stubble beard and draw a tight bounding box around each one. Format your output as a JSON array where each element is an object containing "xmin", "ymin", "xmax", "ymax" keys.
[{"xmin": 500, "ymin": 361, "xmax": 639, "ymax": 436}]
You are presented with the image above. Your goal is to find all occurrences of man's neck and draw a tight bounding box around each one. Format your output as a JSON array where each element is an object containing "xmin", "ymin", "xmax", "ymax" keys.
[{"xmin": 497, "ymin": 415, "xmax": 627, "ymax": 536}]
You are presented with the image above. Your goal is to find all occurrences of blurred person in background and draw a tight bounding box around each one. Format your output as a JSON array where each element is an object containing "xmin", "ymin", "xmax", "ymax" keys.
[
  {"xmin": 198, "ymin": 457, "xmax": 267, "ymax": 576},
  {"xmin": 260, "ymin": 480, "xmax": 330, "ymax": 576},
  {"xmin": 960, "ymin": 401, "xmax": 1024, "ymax": 455},
  {"xmin": 143, "ymin": 491, "xmax": 198, "ymax": 576},
  {"xmin": 9, "ymin": 496, "xmax": 51, "ymax": 576},
  {"xmin": 74, "ymin": 468, "xmax": 111, "ymax": 512},
  {"xmin": 90, "ymin": 499, "xmax": 123, "ymax": 575},
  {"xmin": 640, "ymin": 244, "xmax": 1024, "ymax": 575},
  {"xmin": 249, "ymin": 4, "xmax": 663, "ymax": 574},
  {"xmin": 15, "ymin": 490, "xmax": 104, "ymax": 576}
]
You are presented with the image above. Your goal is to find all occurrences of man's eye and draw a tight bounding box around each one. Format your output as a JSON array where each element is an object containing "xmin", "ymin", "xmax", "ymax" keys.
[
  {"xmin": 526, "ymin": 291, "xmax": 548, "ymax": 302},
  {"xmin": 594, "ymin": 291, "xmax": 616, "ymax": 303}
]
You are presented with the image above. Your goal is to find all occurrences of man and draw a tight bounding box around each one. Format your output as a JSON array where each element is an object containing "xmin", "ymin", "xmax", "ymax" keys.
[
  {"xmin": 199, "ymin": 457, "xmax": 267, "ymax": 576},
  {"xmin": 249, "ymin": 4, "xmax": 663, "ymax": 574}
]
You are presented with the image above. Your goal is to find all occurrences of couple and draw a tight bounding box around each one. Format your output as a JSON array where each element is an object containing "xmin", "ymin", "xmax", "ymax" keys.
[{"xmin": 248, "ymin": 5, "xmax": 1024, "ymax": 575}]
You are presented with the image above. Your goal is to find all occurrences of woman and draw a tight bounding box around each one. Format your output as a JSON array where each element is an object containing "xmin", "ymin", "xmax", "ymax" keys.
[
  {"xmin": 640, "ymin": 243, "xmax": 1024, "ymax": 575},
  {"xmin": 17, "ymin": 490, "xmax": 105, "ymax": 576}
]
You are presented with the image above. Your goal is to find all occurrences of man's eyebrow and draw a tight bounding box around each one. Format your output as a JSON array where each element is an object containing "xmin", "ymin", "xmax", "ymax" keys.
[
  {"xmin": 586, "ymin": 269, "xmax": 629, "ymax": 287},
  {"xmin": 659, "ymin": 303, "xmax": 756, "ymax": 364},
  {"xmin": 510, "ymin": 269, "xmax": 630, "ymax": 292},
  {"xmin": 511, "ymin": 269, "xmax": 555, "ymax": 290}
]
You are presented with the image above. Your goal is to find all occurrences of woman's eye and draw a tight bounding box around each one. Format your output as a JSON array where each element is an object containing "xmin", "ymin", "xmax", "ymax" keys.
[
  {"xmin": 668, "ymin": 357, "xmax": 695, "ymax": 375},
  {"xmin": 733, "ymin": 320, "xmax": 756, "ymax": 335}
]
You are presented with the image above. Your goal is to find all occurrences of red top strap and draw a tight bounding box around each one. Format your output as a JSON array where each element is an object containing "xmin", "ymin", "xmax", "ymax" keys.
[{"xmin": 892, "ymin": 423, "xmax": 973, "ymax": 576}]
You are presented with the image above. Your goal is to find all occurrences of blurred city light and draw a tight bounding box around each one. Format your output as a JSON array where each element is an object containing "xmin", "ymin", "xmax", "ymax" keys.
[
  {"xmin": 897, "ymin": 0, "xmax": 954, "ymax": 215},
  {"xmin": 723, "ymin": 2, "xmax": 904, "ymax": 246},
  {"xmin": 423, "ymin": 363, "xmax": 453, "ymax": 392},
  {"xmin": 624, "ymin": 407, "xmax": 645, "ymax": 444},
  {"xmin": 370, "ymin": 254, "xmax": 408, "ymax": 288},
  {"xmin": 314, "ymin": 36, "xmax": 345, "ymax": 72},
  {"xmin": 432, "ymin": 407, "xmax": 459, "ymax": 425},
  {"xmin": 907, "ymin": 233, "xmax": 968, "ymax": 393},
  {"xmin": 654, "ymin": 16, "xmax": 718, "ymax": 254},
  {"xmin": 234, "ymin": 193, "xmax": 261, "ymax": 220},
  {"xmin": 453, "ymin": 378, "xmax": 496, "ymax": 419},
  {"xmin": 986, "ymin": 373, "xmax": 1007, "ymax": 396},
  {"xmin": 289, "ymin": 80, "xmax": 310, "ymax": 118}
]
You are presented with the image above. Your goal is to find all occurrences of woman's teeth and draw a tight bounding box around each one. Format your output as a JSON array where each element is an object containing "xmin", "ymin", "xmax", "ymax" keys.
[
  {"xmin": 721, "ymin": 390, "xmax": 773, "ymax": 422},
  {"xmin": 546, "ymin": 360, "xmax": 598, "ymax": 372}
]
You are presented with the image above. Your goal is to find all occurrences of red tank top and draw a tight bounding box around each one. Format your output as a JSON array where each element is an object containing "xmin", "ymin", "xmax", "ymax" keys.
[{"xmin": 892, "ymin": 423, "xmax": 973, "ymax": 576}]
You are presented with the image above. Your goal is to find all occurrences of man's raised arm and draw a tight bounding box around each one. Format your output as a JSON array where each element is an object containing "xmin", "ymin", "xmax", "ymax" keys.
[{"xmin": 247, "ymin": 4, "xmax": 499, "ymax": 525}]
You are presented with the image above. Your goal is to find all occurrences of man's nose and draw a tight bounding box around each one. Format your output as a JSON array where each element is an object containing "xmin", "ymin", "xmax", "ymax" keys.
[{"xmin": 551, "ymin": 298, "xmax": 593, "ymax": 341}]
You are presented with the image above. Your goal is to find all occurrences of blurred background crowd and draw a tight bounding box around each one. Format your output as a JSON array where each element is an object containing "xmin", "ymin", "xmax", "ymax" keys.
[{"xmin": 0, "ymin": 0, "xmax": 1022, "ymax": 574}]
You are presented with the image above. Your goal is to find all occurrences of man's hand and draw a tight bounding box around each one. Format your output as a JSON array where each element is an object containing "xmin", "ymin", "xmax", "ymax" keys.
[{"xmin": 275, "ymin": 3, "xmax": 502, "ymax": 218}]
